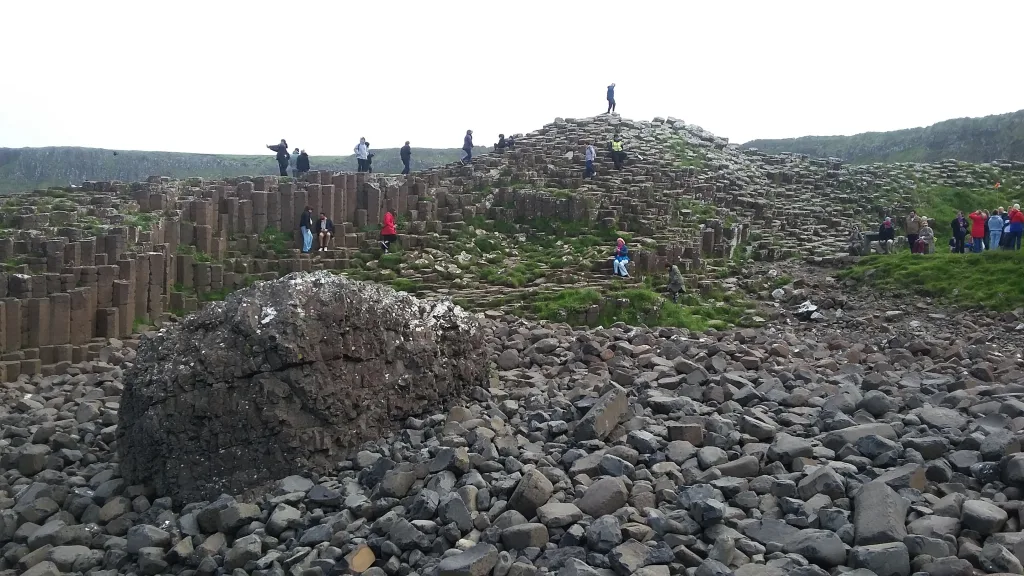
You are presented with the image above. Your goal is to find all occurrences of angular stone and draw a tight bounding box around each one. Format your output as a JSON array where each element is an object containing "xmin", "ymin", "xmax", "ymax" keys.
[
  {"xmin": 853, "ymin": 481, "xmax": 908, "ymax": 545},
  {"xmin": 575, "ymin": 385, "xmax": 627, "ymax": 442},
  {"xmin": 578, "ymin": 477, "xmax": 628, "ymax": 518}
]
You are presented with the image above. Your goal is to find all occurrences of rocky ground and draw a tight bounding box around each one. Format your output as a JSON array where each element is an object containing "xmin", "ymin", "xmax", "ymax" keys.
[{"xmin": 3, "ymin": 261, "xmax": 1024, "ymax": 576}]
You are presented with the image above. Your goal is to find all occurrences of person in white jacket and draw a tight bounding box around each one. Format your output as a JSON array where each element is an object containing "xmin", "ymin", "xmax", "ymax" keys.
[{"xmin": 354, "ymin": 138, "xmax": 369, "ymax": 172}]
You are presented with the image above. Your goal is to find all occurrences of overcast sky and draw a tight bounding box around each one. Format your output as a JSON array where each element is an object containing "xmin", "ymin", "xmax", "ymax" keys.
[{"xmin": 2, "ymin": 1, "xmax": 1021, "ymax": 155}]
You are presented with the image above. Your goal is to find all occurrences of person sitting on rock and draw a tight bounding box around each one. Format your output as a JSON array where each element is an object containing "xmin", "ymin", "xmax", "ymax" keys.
[
  {"xmin": 296, "ymin": 149, "xmax": 310, "ymax": 178},
  {"xmin": 506, "ymin": 135, "xmax": 516, "ymax": 149},
  {"xmin": 496, "ymin": 134, "xmax": 507, "ymax": 150},
  {"xmin": 877, "ymin": 217, "xmax": 895, "ymax": 254},
  {"xmin": 267, "ymin": 139, "xmax": 290, "ymax": 177},
  {"xmin": 917, "ymin": 218, "xmax": 935, "ymax": 254},
  {"xmin": 380, "ymin": 211, "xmax": 397, "ymax": 253},
  {"xmin": 612, "ymin": 238, "xmax": 630, "ymax": 278},
  {"xmin": 315, "ymin": 212, "xmax": 334, "ymax": 252},
  {"xmin": 299, "ymin": 206, "xmax": 314, "ymax": 253},
  {"xmin": 665, "ymin": 263, "xmax": 684, "ymax": 303},
  {"xmin": 610, "ymin": 134, "xmax": 625, "ymax": 170},
  {"xmin": 846, "ymin": 225, "xmax": 864, "ymax": 255}
]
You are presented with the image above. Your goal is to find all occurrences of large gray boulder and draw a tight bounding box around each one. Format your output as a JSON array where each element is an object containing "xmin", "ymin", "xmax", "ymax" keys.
[{"xmin": 118, "ymin": 271, "xmax": 486, "ymax": 501}]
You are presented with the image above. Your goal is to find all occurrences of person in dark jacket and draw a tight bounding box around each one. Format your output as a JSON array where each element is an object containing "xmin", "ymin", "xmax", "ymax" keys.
[
  {"xmin": 606, "ymin": 83, "xmax": 616, "ymax": 114},
  {"xmin": 496, "ymin": 134, "xmax": 507, "ymax": 150},
  {"xmin": 877, "ymin": 217, "xmax": 895, "ymax": 254},
  {"xmin": 400, "ymin": 142, "xmax": 412, "ymax": 175},
  {"xmin": 299, "ymin": 206, "xmax": 313, "ymax": 253},
  {"xmin": 315, "ymin": 212, "xmax": 334, "ymax": 252},
  {"xmin": 365, "ymin": 142, "xmax": 375, "ymax": 173},
  {"xmin": 610, "ymin": 134, "xmax": 625, "ymax": 169},
  {"xmin": 951, "ymin": 211, "xmax": 969, "ymax": 254},
  {"xmin": 507, "ymin": 135, "xmax": 516, "ymax": 150},
  {"xmin": 296, "ymin": 150, "xmax": 310, "ymax": 178},
  {"xmin": 267, "ymin": 139, "xmax": 290, "ymax": 177},
  {"xmin": 462, "ymin": 130, "xmax": 474, "ymax": 165}
]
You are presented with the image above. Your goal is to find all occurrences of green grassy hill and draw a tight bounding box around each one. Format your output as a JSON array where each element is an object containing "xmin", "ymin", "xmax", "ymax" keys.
[
  {"xmin": 0, "ymin": 146, "xmax": 475, "ymax": 194},
  {"xmin": 743, "ymin": 109, "xmax": 1024, "ymax": 164}
]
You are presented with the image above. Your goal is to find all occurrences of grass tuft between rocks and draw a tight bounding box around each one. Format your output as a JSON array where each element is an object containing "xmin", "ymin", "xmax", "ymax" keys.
[{"xmin": 839, "ymin": 251, "xmax": 1024, "ymax": 311}]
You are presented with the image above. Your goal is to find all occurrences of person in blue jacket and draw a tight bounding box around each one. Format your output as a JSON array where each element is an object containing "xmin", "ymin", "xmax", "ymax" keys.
[{"xmin": 606, "ymin": 83, "xmax": 616, "ymax": 114}]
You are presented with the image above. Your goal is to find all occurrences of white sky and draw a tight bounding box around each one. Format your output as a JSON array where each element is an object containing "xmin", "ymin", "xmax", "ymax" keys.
[{"xmin": 2, "ymin": 0, "xmax": 1021, "ymax": 155}]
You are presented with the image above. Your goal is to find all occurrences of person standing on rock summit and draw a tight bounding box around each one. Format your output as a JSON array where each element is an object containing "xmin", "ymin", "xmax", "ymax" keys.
[
  {"xmin": 606, "ymin": 83, "xmax": 616, "ymax": 114},
  {"xmin": 299, "ymin": 206, "xmax": 314, "ymax": 253},
  {"xmin": 296, "ymin": 149, "xmax": 310, "ymax": 178},
  {"xmin": 267, "ymin": 139, "xmax": 290, "ymax": 177},
  {"xmin": 400, "ymin": 141, "xmax": 412, "ymax": 175},
  {"xmin": 462, "ymin": 130, "xmax": 474, "ymax": 165},
  {"xmin": 354, "ymin": 138, "xmax": 369, "ymax": 172},
  {"xmin": 289, "ymin": 147, "xmax": 300, "ymax": 177}
]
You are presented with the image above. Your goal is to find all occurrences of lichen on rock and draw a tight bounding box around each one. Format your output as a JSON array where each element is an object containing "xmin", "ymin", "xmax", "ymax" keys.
[{"xmin": 117, "ymin": 270, "xmax": 486, "ymax": 502}]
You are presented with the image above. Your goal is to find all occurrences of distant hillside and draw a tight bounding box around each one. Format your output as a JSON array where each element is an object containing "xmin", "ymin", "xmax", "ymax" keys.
[
  {"xmin": 743, "ymin": 109, "xmax": 1024, "ymax": 164},
  {"xmin": 0, "ymin": 146, "xmax": 474, "ymax": 194}
]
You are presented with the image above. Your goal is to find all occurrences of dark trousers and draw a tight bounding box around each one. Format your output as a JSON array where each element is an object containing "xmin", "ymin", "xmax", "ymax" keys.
[
  {"xmin": 584, "ymin": 159, "xmax": 594, "ymax": 178},
  {"xmin": 907, "ymin": 234, "xmax": 918, "ymax": 252},
  {"xmin": 954, "ymin": 235, "xmax": 966, "ymax": 253},
  {"xmin": 278, "ymin": 160, "xmax": 288, "ymax": 176},
  {"xmin": 613, "ymin": 151, "xmax": 624, "ymax": 169},
  {"xmin": 402, "ymin": 159, "xmax": 410, "ymax": 175},
  {"xmin": 463, "ymin": 148, "xmax": 472, "ymax": 163},
  {"xmin": 1011, "ymin": 230, "xmax": 1024, "ymax": 250},
  {"xmin": 607, "ymin": 99, "xmax": 616, "ymax": 113},
  {"xmin": 356, "ymin": 158, "xmax": 366, "ymax": 172}
]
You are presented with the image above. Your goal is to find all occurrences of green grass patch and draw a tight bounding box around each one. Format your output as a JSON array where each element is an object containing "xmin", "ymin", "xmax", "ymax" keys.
[
  {"xmin": 390, "ymin": 278, "xmax": 422, "ymax": 293},
  {"xmin": 199, "ymin": 287, "xmax": 232, "ymax": 302},
  {"xmin": 530, "ymin": 287, "xmax": 755, "ymax": 331},
  {"xmin": 669, "ymin": 138, "xmax": 708, "ymax": 169},
  {"xmin": 259, "ymin": 226, "xmax": 292, "ymax": 255},
  {"xmin": 379, "ymin": 253, "xmax": 403, "ymax": 270},
  {"xmin": 176, "ymin": 244, "xmax": 212, "ymax": 262},
  {"xmin": 124, "ymin": 212, "xmax": 157, "ymax": 231},
  {"xmin": 839, "ymin": 251, "xmax": 1024, "ymax": 311}
]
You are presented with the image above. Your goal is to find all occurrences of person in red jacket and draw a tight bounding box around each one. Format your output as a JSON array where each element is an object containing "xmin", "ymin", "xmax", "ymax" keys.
[
  {"xmin": 1010, "ymin": 204, "xmax": 1024, "ymax": 251},
  {"xmin": 968, "ymin": 209, "xmax": 987, "ymax": 253},
  {"xmin": 380, "ymin": 211, "xmax": 397, "ymax": 253}
]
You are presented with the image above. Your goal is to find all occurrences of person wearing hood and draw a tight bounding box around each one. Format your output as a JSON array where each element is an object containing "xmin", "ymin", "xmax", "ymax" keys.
[
  {"xmin": 462, "ymin": 130, "xmax": 474, "ymax": 165},
  {"xmin": 267, "ymin": 139, "xmax": 290, "ymax": 177},
  {"xmin": 1009, "ymin": 204, "xmax": 1024, "ymax": 250},
  {"xmin": 299, "ymin": 205, "xmax": 313, "ymax": 253},
  {"xmin": 612, "ymin": 238, "xmax": 630, "ymax": 277},
  {"xmin": 606, "ymin": 83, "xmax": 616, "ymax": 114},
  {"xmin": 877, "ymin": 217, "xmax": 895, "ymax": 254},
  {"xmin": 354, "ymin": 138, "xmax": 369, "ymax": 172},
  {"xmin": 950, "ymin": 211, "xmax": 968, "ymax": 253},
  {"xmin": 988, "ymin": 209, "xmax": 1004, "ymax": 251},
  {"xmin": 380, "ymin": 211, "xmax": 397, "ymax": 253},
  {"xmin": 365, "ymin": 142, "xmax": 375, "ymax": 173},
  {"xmin": 968, "ymin": 209, "xmax": 987, "ymax": 252},
  {"xmin": 400, "ymin": 141, "xmax": 412, "ymax": 175},
  {"xmin": 665, "ymin": 263, "xmax": 684, "ymax": 303},
  {"xmin": 904, "ymin": 210, "xmax": 922, "ymax": 252}
]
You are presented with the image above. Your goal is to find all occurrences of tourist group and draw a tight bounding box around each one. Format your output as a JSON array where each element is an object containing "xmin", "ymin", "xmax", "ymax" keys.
[{"xmin": 872, "ymin": 205, "xmax": 1024, "ymax": 254}]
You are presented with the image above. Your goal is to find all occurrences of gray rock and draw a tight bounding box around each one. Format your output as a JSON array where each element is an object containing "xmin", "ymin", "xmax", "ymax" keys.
[
  {"xmin": 609, "ymin": 540, "xmax": 650, "ymax": 576},
  {"xmin": 267, "ymin": 503, "xmax": 301, "ymax": 537},
  {"xmin": 960, "ymin": 499, "xmax": 1007, "ymax": 535},
  {"xmin": 217, "ymin": 502, "xmax": 261, "ymax": 533},
  {"xmin": 501, "ymin": 523, "xmax": 549, "ymax": 549},
  {"xmin": 389, "ymin": 518, "xmax": 431, "ymax": 550},
  {"xmin": 578, "ymin": 477, "xmax": 628, "ymax": 518},
  {"xmin": 438, "ymin": 543, "xmax": 499, "ymax": 576},
  {"xmin": 917, "ymin": 406, "xmax": 967, "ymax": 430},
  {"xmin": 849, "ymin": 542, "xmax": 910, "ymax": 576},
  {"xmin": 126, "ymin": 525, "xmax": 171, "ymax": 555},
  {"xmin": 853, "ymin": 481, "xmax": 908, "ymax": 545},
  {"xmin": 586, "ymin": 515, "xmax": 623, "ymax": 552},
  {"xmin": 508, "ymin": 469, "xmax": 554, "ymax": 518},
  {"xmin": 821, "ymin": 423, "xmax": 896, "ymax": 451},
  {"xmin": 537, "ymin": 503, "xmax": 583, "ymax": 528},
  {"xmin": 575, "ymin": 385, "xmax": 628, "ymax": 442},
  {"xmin": 767, "ymin": 432, "xmax": 813, "ymax": 465},
  {"xmin": 783, "ymin": 529, "xmax": 847, "ymax": 567},
  {"xmin": 697, "ymin": 447, "xmax": 729, "ymax": 469},
  {"xmin": 979, "ymin": 540, "xmax": 1023, "ymax": 574}
]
